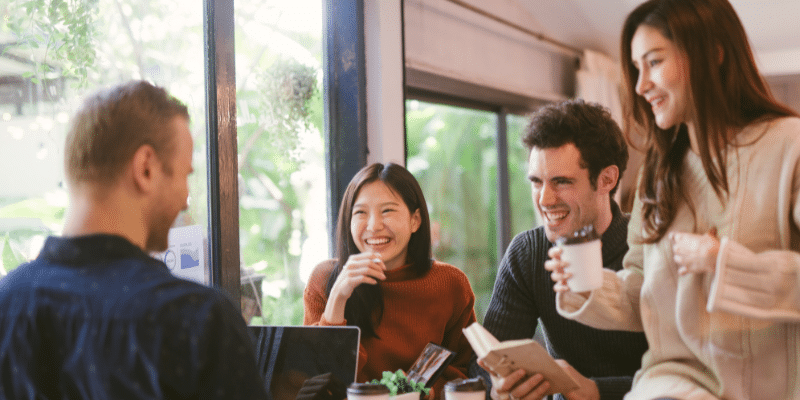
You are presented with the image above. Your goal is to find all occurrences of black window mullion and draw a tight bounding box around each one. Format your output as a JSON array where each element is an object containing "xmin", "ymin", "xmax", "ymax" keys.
[
  {"xmin": 496, "ymin": 108, "xmax": 512, "ymax": 261},
  {"xmin": 324, "ymin": 0, "xmax": 368, "ymax": 255},
  {"xmin": 204, "ymin": 0, "xmax": 240, "ymax": 303}
]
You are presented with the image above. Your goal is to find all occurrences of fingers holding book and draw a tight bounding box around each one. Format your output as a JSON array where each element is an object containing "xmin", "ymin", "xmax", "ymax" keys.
[
  {"xmin": 481, "ymin": 361, "xmax": 599, "ymax": 400},
  {"xmin": 487, "ymin": 367, "xmax": 550, "ymax": 400},
  {"xmin": 464, "ymin": 322, "xmax": 579, "ymax": 397},
  {"xmin": 553, "ymin": 360, "xmax": 599, "ymax": 400}
]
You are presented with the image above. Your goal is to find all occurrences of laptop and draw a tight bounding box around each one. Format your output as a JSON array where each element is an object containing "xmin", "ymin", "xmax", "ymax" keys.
[{"xmin": 249, "ymin": 325, "xmax": 360, "ymax": 400}]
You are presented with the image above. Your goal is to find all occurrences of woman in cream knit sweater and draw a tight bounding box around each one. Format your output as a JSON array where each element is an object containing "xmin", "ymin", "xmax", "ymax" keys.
[{"xmin": 547, "ymin": 0, "xmax": 800, "ymax": 399}]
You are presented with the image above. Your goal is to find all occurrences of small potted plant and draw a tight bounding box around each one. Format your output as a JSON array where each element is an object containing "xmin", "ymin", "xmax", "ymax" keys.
[
  {"xmin": 370, "ymin": 370, "xmax": 429, "ymax": 400},
  {"xmin": 369, "ymin": 343, "xmax": 456, "ymax": 400}
]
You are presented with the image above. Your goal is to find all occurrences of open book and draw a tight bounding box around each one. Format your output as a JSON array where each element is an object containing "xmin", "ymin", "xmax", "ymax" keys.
[{"xmin": 463, "ymin": 322, "xmax": 579, "ymax": 396}]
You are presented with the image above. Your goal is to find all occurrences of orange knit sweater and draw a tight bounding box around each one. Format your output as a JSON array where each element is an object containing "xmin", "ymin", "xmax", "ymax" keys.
[{"xmin": 303, "ymin": 259, "xmax": 476, "ymax": 399}]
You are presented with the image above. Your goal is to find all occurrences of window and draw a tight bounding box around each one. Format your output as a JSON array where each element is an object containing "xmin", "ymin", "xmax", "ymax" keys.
[
  {"xmin": 406, "ymin": 100, "xmax": 497, "ymax": 319},
  {"xmin": 405, "ymin": 99, "xmax": 540, "ymax": 322},
  {"xmin": 1, "ymin": 0, "xmax": 360, "ymax": 328},
  {"xmin": 0, "ymin": 0, "xmax": 208, "ymax": 279},
  {"xmin": 507, "ymin": 113, "xmax": 538, "ymax": 237},
  {"xmin": 234, "ymin": 0, "xmax": 326, "ymax": 325}
]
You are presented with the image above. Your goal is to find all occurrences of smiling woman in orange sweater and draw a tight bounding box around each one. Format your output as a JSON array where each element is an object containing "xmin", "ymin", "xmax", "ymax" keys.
[{"xmin": 303, "ymin": 162, "xmax": 476, "ymax": 399}]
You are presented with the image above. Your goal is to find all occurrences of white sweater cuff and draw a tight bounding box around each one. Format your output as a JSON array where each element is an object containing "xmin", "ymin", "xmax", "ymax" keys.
[{"xmin": 707, "ymin": 237, "xmax": 796, "ymax": 319}]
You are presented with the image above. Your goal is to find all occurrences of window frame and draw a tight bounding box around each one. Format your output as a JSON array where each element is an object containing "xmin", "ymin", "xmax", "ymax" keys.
[
  {"xmin": 204, "ymin": 0, "xmax": 241, "ymax": 302},
  {"xmin": 404, "ymin": 87, "xmax": 535, "ymax": 262},
  {"xmin": 324, "ymin": 0, "xmax": 368, "ymax": 253},
  {"xmin": 208, "ymin": 0, "xmax": 368, "ymax": 302}
]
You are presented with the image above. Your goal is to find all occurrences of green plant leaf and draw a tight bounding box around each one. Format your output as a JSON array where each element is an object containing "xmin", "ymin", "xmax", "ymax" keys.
[
  {"xmin": 0, "ymin": 198, "xmax": 65, "ymax": 227},
  {"xmin": 2, "ymin": 235, "xmax": 28, "ymax": 274}
]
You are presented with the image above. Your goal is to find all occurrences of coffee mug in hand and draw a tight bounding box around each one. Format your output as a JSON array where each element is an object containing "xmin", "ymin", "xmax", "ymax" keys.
[{"xmin": 556, "ymin": 225, "xmax": 603, "ymax": 292}]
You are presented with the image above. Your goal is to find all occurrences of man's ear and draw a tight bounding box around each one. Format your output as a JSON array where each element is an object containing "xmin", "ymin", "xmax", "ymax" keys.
[
  {"xmin": 130, "ymin": 144, "xmax": 159, "ymax": 193},
  {"xmin": 597, "ymin": 165, "xmax": 619, "ymax": 195}
]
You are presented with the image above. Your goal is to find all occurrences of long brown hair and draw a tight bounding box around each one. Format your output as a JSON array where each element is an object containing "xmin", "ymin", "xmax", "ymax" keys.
[
  {"xmin": 326, "ymin": 163, "xmax": 433, "ymax": 339},
  {"xmin": 620, "ymin": 0, "xmax": 797, "ymax": 242}
]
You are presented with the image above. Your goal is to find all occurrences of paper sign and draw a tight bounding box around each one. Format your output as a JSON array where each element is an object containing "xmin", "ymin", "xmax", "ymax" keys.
[{"xmin": 152, "ymin": 225, "xmax": 208, "ymax": 285}]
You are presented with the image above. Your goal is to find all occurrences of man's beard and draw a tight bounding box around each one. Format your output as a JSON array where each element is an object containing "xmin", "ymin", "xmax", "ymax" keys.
[{"xmin": 145, "ymin": 209, "xmax": 175, "ymax": 252}]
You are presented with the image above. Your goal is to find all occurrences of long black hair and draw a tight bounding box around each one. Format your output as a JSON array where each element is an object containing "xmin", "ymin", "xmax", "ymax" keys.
[{"xmin": 325, "ymin": 163, "xmax": 433, "ymax": 339}]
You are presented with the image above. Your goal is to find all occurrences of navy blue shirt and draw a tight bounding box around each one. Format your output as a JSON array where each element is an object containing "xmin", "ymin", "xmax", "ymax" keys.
[{"xmin": 0, "ymin": 234, "xmax": 268, "ymax": 399}]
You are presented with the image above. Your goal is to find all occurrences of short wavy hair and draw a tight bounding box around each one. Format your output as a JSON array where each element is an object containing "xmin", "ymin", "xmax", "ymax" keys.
[{"xmin": 522, "ymin": 98, "xmax": 629, "ymax": 197}]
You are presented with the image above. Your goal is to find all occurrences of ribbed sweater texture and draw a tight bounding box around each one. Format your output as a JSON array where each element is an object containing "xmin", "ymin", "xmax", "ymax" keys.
[
  {"xmin": 304, "ymin": 260, "xmax": 477, "ymax": 399},
  {"xmin": 473, "ymin": 201, "xmax": 648, "ymax": 400}
]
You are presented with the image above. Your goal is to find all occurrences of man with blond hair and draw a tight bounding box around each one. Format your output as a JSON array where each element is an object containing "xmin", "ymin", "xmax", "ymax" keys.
[{"xmin": 0, "ymin": 81, "xmax": 268, "ymax": 399}]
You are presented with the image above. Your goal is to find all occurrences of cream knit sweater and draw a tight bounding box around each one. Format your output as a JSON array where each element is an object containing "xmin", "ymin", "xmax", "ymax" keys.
[{"xmin": 557, "ymin": 117, "xmax": 800, "ymax": 400}]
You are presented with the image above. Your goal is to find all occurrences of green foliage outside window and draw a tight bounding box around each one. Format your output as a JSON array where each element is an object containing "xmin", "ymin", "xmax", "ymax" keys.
[
  {"xmin": 507, "ymin": 114, "xmax": 540, "ymax": 238},
  {"xmin": 0, "ymin": 0, "xmax": 324, "ymax": 329},
  {"xmin": 234, "ymin": 5, "xmax": 324, "ymax": 325},
  {"xmin": 405, "ymin": 102, "xmax": 539, "ymax": 323},
  {"xmin": 4, "ymin": 0, "xmax": 98, "ymax": 85},
  {"xmin": 406, "ymin": 102, "xmax": 499, "ymax": 322},
  {"xmin": 237, "ymin": 58, "xmax": 324, "ymax": 325}
]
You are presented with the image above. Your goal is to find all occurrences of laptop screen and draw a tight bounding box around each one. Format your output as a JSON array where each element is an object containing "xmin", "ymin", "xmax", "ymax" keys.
[{"xmin": 250, "ymin": 325, "xmax": 360, "ymax": 400}]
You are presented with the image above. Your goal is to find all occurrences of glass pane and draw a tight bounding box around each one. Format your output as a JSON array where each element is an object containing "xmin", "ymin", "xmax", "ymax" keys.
[
  {"xmin": 234, "ymin": 0, "xmax": 325, "ymax": 325},
  {"xmin": 1, "ymin": 1, "xmax": 208, "ymax": 282},
  {"xmin": 405, "ymin": 100, "xmax": 498, "ymax": 323},
  {"xmin": 507, "ymin": 113, "xmax": 540, "ymax": 236}
]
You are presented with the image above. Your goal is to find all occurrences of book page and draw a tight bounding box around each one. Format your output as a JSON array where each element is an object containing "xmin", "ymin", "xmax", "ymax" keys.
[
  {"xmin": 484, "ymin": 340, "xmax": 578, "ymax": 395},
  {"xmin": 462, "ymin": 322, "xmax": 500, "ymax": 358},
  {"xmin": 463, "ymin": 322, "xmax": 579, "ymax": 396}
]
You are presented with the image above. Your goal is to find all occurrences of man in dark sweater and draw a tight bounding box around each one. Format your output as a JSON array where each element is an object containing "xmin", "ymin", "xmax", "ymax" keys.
[{"xmin": 472, "ymin": 99, "xmax": 648, "ymax": 400}]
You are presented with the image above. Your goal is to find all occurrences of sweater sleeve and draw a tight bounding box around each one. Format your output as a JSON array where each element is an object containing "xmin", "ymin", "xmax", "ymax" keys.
[
  {"xmin": 474, "ymin": 234, "xmax": 540, "ymax": 399},
  {"xmin": 302, "ymin": 260, "xmax": 370, "ymax": 379},
  {"xmin": 441, "ymin": 268, "xmax": 477, "ymax": 376},
  {"xmin": 593, "ymin": 376, "xmax": 634, "ymax": 400},
  {"xmin": 707, "ymin": 128, "xmax": 800, "ymax": 321},
  {"xmin": 707, "ymin": 237, "xmax": 800, "ymax": 320},
  {"xmin": 435, "ymin": 278, "xmax": 477, "ymax": 398},
  {"xmin": 302, "ymin": 260, "xmax": 334, "ymax": 326},
  {"xmin": 556, "ymin": 181, "xmax": 645, "ymax": 332},
  {"xmin": 483, "ymin": 233, "xmax": 541, "ymax": 342}
]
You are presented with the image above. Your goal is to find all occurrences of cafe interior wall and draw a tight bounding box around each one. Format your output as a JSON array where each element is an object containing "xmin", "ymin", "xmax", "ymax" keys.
[
  {"xmin": 389, "ymin": 0, "xmax": 800, "ymax": 212},
  {"xmin": 364, "ymin": 0, "xmax": 581, "ymax": 169},
  {"xmin": 403, "ymin": 0, "xmax": 576, "ymax": 107},
  {"xmin": 766, "ymin": 75, "xmax": 800, "ymax": 115}
]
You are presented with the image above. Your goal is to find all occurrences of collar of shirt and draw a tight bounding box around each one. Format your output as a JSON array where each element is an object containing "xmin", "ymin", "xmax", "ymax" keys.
[{"xmin": 38, "ymin": 234, "xmax": 150, "ymax": 266}]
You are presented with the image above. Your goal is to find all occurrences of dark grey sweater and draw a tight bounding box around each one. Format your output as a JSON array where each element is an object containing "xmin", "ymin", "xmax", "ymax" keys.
[{"xmin": 471, "ymin": 201, "xmax": 648, "ymax": 400}]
